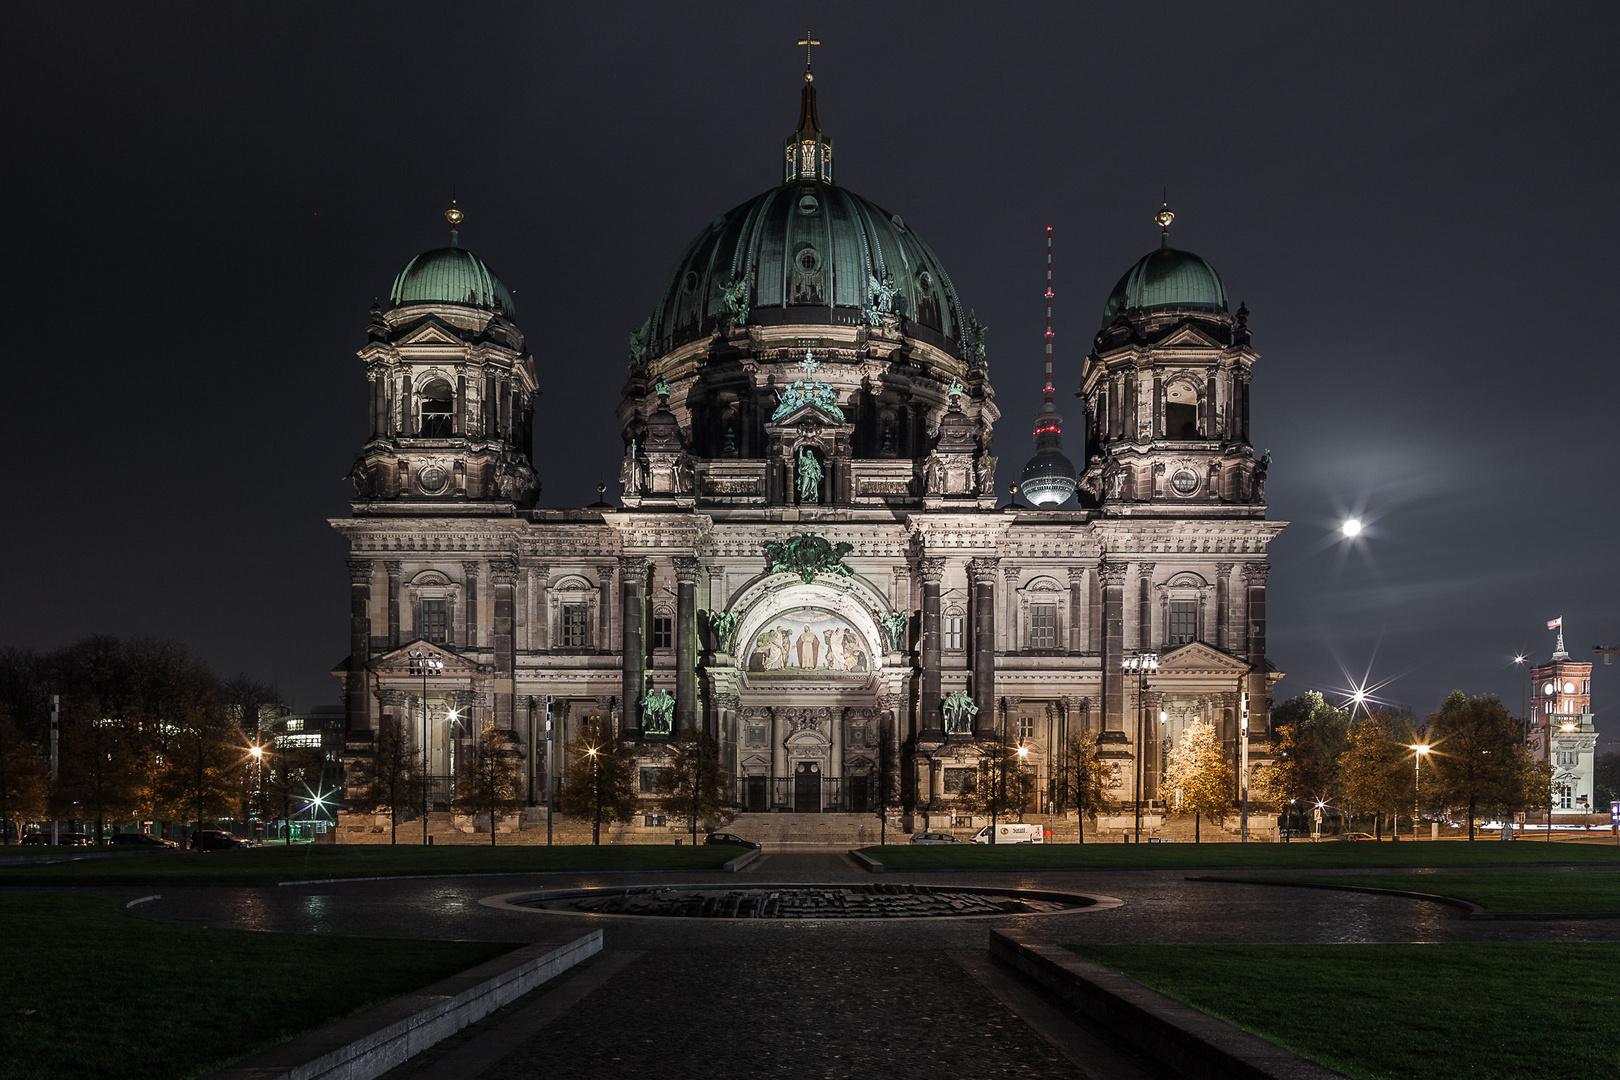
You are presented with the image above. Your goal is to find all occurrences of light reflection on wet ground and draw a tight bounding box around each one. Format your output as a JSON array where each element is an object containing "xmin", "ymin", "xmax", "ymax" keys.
[{"xmin": 124, "ymin": 852, "xmax": 1620, "ymax": 950}]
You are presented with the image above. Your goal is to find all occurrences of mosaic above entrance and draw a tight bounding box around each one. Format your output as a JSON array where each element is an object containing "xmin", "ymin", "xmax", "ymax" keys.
[{"xmin": 745, "ymin": 607, "xmax": 871, "ymax": 676}]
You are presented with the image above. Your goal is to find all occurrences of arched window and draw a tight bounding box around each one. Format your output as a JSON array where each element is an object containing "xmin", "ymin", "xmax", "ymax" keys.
[
  {"xmin": 420, "ymin": 378, "xmax": 454, "ymax": 438},
  {"xmin": 1164, "ymin": 381, "xmax": 1200, "ymax": 439}
]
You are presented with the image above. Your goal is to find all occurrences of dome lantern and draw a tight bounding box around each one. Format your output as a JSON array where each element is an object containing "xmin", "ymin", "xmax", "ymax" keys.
[{"xmin": 784, "ymin": 32, "xmax": 832, "ymax": 183}]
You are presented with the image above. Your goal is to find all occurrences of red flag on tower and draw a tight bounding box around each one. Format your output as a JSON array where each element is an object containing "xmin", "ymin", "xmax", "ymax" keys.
[{"xmin": 1547, "ymin": 617, "xmax": 1563, "ymax": 630}]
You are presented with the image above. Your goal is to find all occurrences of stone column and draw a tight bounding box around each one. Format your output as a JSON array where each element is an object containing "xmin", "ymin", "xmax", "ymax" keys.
[
  {"xmin": 596, "ymin": 565, "xmax": 616, "ymax": 653},
  {"xmin": 1002, "ymin": 565, "xmax": 1020, "ymax": 653},
  {"xmin": 1143, "ymin": 691, "xmax": 1165, "ymax": 800},
  {"xmin": 492, "ymin": 558, "xmax": 518, "ymax": 728},
  {"xmin": 1214, "ymin": 562, "xmax": 1232, "ymax": 651},
  {"xmin": 919, "ymin": 558, "xmax": 945, "ymax": 739},
  {"xmin": 619, "ymin": 557, "xmax": 647, "ymax": 738},
  {"xmin": 385, "ymin": 561, "xmax": 402, "ymax": 648},
  {"xmin": 1099, "ymin": 561, "xmax": 1127, "ymax": 733},
  {"xmin": 1243, "ymin": 562, "xmax": 1270, "ymax": 726},
  {"xmin": 770, "ymin": 707, "xmax": 786, "ymax": 782},
  {"xmin": 892, "ymin": 567, "xmax": 910, "ymax": 615},
  {"xmin": 832, "ymin": 709, "xmax": 846, "ymax": 784},
  {"xmin": 970, "ymin": 557, "xmax": 998, "ymax": 736},
  {"xmin": 714, "ymin": 692, "xmax": 739, "ymax": 776},
  {"xmin": 674, "ymin": 557, "xmax": 700, "ymax": 734},
  {"xmin": 531, "ymin": 565, "xmax": 550, "ymax": 652},
  {"xmin": 400, "ymin": 373, "xmax": 414, "ymax": 435},
  {"xmin": 455, "ymin": 372, "xmax": 468, "ymax": 435},
  {"xmin": 346, "ymin": 559, "xmax": 373, "ymax": 735},
  {"xmin": 462, "ymin": 561, "xmax": 480, "ymax": 650},
  {"xmin": 1067, "ymin": 566, "xmax": 1086, "ymax": 653},
  {"xmin": 1136, "ymin": 563, "xmax": 1154, "ymax": 653}
]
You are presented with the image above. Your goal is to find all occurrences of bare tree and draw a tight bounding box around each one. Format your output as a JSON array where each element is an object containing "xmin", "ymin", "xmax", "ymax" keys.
[
  {"xmin": 1052, "ymin": 731, "xmax": 1118, "ymax": 843},
  {"xmin": 958, "ymin": 731, "xmax": 1036, "ymax": 827},
  {"xmin": 345, "ymin": 713, "xmax": 423, "ymax": 844},
  {"xmin": 0, "ymin": 707, "xmax": 48, "ymax": 843},
  {"xmin": 453, "ymin": 722, "xmax": 527, "ymax": 846},
  {"xmin": 658, "ymin": 726, "xmax": 734, "ymax": 845},
  {"xmin": 557, "ymin": 717, "xmax": 639, "ymax": 845}
]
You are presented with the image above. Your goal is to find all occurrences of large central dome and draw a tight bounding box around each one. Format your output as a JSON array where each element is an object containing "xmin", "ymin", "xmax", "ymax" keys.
[{"xmin": 645, "ymin": 83, "xmax": 969, "ymax": 362}]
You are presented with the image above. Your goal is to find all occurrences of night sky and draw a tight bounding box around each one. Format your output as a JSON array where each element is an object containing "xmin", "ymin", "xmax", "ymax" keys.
[{"xmin": 5, "ymin": 3, "xmax": 1616, "ymax": 743}]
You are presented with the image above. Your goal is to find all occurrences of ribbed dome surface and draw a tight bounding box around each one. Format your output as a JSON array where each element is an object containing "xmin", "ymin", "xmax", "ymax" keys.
[
  {"xmin": 1100, "ymin": 244, "xmax": 1226, "ymax": 328},
  {"xmin": 391, "ymin": 245, "xmax": 516, "ymax": 317},
  {"xmin": 647, "ymin": 179, "xmax": 967, "ymax": 359}
]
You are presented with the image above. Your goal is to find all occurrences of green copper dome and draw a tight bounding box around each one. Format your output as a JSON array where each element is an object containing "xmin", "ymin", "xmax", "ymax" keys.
[
  {"xmin": 1100, "ymin": 242, "xmax": 1226, "ymax": 328},
  {"xmin": 390, "ymin": 244, "xmax": 516, "ymax": 317},
  {"xmin": 647, "ymin": 178, "xmax": 970, "ymax": 359}
]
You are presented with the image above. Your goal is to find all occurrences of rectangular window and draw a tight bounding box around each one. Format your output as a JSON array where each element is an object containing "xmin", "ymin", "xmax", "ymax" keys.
[
  {"xmin": 652, "ymin": 616, "xmax": 673, "ymax": 650},
  {"xmin": 639, "ymin": 767, "xmax": 671, "ymax": 794},
  {"xmin": 943, "ymin": 767, "xmax": 977, "ymax": 795},
  {"xmin": 1169, "ymin": 601, "xmax": 1197, "ymax": 645},
  {"xmin": 1017, "ymin": 717, "xmax": 1034, "ymax": 742},
  {"xmin": 421, "ymin": 599, "xmax": 447, "ymax": 643},
  {"xmin": 561, "ymin": 605, "xmax": 588, "ymax": 648},
  {"xmin": 944, "ymin": 616, "xmax": 964, "ymax": 651},
  {"xmin": 643, "ymin": 813, "xmax": 665, "ymax": 827},
  {"xmin": 746, "ymin": 725, "xmax": 766, "ymax": 746},
  {"xmin": 1030, "ymin": 605, "xmax": 1057, "ymax": 650},
  {"xmin": 849, "ymin": 725, "xmax": 867, "ymax": 747}
]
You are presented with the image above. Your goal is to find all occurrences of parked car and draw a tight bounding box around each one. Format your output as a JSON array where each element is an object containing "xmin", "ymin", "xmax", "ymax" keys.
[
  {"xmin": 111, "ymin": 832, "xmax": 179, "ymax": 850},
  {"xmin": 972, "ymin": 823, "xmax": 1046, "ymax": 844},
  {"xmin": 187, "ymin": 830, "xmax": 249, "ymax": 851},
  {"xmin": 703, "ymin": 832, "xmax": 760, "ymax": 849},
  {"xmin": 909, "ymin": 831, "xmax": 967, "ymax": 845},
  {"xmin": 1329, "ymin": 832, "xmax": 1380, "ymax": 842}
]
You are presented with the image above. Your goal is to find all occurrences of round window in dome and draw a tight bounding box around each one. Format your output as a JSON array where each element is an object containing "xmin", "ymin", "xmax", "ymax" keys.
[
  {"xmin": 682, "ymin": 270, "xmax": 699, "ymax": 294},
  {"xmin": 798, "ymin": 194, "xmax": 819, "ymax": 215},
  {"xmin": 795, "ymin": 247, "xmax": 823, "ymax": 276},
  {"xmin": 1170, "ymin": 469, "xmax": 1199, "ymax": 496}
]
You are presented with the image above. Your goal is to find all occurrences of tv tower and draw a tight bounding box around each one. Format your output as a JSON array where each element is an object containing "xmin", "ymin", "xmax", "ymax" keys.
[{"xmin": 1018, "ymin": 226, "xmax": 1078, "ymax": 506}]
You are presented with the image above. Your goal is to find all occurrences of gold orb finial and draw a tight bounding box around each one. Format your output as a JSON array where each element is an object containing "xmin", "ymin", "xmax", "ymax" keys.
[
  {"xmin": 1155, "ymin": 201, "xmax": 1174, "ymax": 233},
  {"xmin": 445, "ymin": 199, "xmax": 464, "ymax": 229},
  {"xmin": 1009, "ymin": 483, "xmax": 1019, "ymax": 494},
  {"xmin": 597, "ymin": 482, "xmax": 606, "ymax": 494}
]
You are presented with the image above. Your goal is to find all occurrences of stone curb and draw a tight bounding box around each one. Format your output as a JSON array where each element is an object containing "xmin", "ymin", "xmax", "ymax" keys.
[
  {"xmin": 198, "ymin": 931, "xmax": 602, "ymax": 1080},
  {"xmin": 722, "ymin": 847, "xmax": 763, "ymax": 872},
  {"xmin": 989, "ymin": 929, "xmax": 1349, "ymax": 1080},
  {"xmin": 1190, "ymin": 875, "xmax": 1620, "ymax": 921},
  {"xmin": 848, "ymin": 849, "xmax": 884, "ymax": 873}
]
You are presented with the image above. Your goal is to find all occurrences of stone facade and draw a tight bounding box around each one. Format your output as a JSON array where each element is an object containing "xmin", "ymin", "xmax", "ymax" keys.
[{"xmin": 332, "ymin": 79, "xmax": 1286, "ymax": 818}]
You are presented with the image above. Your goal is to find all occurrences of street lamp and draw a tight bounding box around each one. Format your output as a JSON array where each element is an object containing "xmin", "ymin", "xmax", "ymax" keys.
[
  {"xmin": 1408, "ymin": 744, "xmax": 1430, "ymax": 839},
  {"xmin": 1123, "ymin": 652, "xmax": 1159, "ymax": 843},
  {"xmin": 585, "ymin": 744, "xmax": 602, "ymax": 845},
  {"xmin": 408, "ymin": 650, "xmax": 444, "ymax": 845},
  {"xmin": 1340, "ymin": 517, "xmax": 1362, "ymax": 538},
  {"xmin": 249, "ymin": 745, "xmax": 264, "ymax": 840},
  {"xmin": 1514, "ymin": 654, "xmax": 1529, "ymax": 741}
]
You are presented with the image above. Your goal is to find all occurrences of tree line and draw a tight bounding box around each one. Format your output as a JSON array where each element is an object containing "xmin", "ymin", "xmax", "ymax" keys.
[{"xmin": 0, "ymin": 636, "xmax": 319, "ymax": 844}]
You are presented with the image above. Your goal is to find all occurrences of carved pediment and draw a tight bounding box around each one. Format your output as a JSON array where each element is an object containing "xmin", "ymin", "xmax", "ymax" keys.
[
  {"xmin": 396, "ymin": 316, "xmax": 468, "ymax": 348},
  {"xmin": 1157, "ymin": 640, "xmax": 1250, "ymax": 674},
  {"xmin": 369, "ymin": 639, "xmax": 486, "ymax": 676},
  {"xmin": 1159, "ymin": 323, "xmax": 1222, "ymax": 349}
]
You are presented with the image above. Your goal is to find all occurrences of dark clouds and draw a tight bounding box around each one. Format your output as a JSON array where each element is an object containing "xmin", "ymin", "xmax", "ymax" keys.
[{"xmin": 2, "ymin": 2, "xmax": 1616, "ymax": 741}]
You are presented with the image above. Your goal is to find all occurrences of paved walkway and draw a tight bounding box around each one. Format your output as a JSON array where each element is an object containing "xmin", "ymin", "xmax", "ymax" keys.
[{"xmin": 127, "ymin": 853, "xmax": 1620, "ymax": 1079}]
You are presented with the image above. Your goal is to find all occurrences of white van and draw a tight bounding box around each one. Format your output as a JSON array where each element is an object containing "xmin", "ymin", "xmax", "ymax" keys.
[{"xmin": 971, "ymin": 823, "xmax": 1045, "ymax": 844}]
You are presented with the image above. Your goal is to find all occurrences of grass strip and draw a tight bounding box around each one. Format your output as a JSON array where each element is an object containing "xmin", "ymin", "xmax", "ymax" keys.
[
  {"xmin": 0, "ymin": 891, "xmax": 510, "ymax": 1080},
  {"xmin": 1269, "ymin": 871, "xmax": 1620, "ymax": 913},
  {"xmin": 862, "ymin": 840, "xmax": 1620, "ymax": 873},
  {"xmin": 1067, "ymin": 943, "xmax": 1619, "ymax": 1080},
  {"xmin": 0, "ymin": 843, "xmax": 740, "ymax": 885}
]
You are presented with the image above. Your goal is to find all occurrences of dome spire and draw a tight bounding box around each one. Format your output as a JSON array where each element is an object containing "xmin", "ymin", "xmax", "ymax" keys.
[
  {"xmin": 445, "ymin": 196, "xmax": 464, "ymax": 248},
  {"xmin": 1155, "ymin": 192, "xmax": 1175, "ymax": 249},
  {"xmin": 785, "ymin": 33, "xmax": 833, "ymax": 183}
]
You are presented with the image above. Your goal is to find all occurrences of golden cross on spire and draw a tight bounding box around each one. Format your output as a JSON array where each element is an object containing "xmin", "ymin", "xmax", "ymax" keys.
[{"xmin": 798, "ymin": 31, "xmax": 820, "ymax": 82}]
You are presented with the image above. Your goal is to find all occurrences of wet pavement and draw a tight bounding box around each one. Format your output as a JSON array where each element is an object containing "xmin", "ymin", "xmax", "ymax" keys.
[{"xmin": 119, "ymin": 852, "xmax": 1620, "ymax": 1080}]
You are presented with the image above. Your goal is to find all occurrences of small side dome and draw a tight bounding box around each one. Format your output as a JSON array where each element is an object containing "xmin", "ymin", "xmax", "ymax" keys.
[
  {"xmin": 1100, "ymin": 245, "xmax": 1226, "ymax": 328},
  {"xmin": 390, "ymin": 246, "xmax": 516, "ymax": 317}
]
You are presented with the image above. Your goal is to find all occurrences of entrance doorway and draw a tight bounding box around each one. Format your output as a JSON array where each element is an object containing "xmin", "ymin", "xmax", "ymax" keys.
[
  {"xmin": 744, "ymin": 776, "xmax": 767, "ymax": 813},
  {"xmin": 848, "ymin": 775, "xmax": 870, "ymax": 813},
  {"xmin": 794, "ymin": 762, "xmax": 821, "ymax": 813}
]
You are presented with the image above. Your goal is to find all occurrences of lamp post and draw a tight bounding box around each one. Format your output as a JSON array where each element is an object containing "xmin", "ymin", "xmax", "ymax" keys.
[
  {"xmin": 408, "ymin": 650, "xmax": 443, "ymax": 845},
  {"xmin": 1408, "ymin": 744, "xmax": 1429, "ymax": 839},
  {"xmin": 1514, "ymin": 654, "xmax": 1529, "ymax": 743},
  {"xmin": 249, "ymin": 745, "xmax": 263, "ymax": 841},
  {"xmin": 1123, "ymin": 652, "xmax": 1159, "ymax": 843},
  {"xmin": 585, "ymin": 744, "xmax": 601, "ymax": 846}
]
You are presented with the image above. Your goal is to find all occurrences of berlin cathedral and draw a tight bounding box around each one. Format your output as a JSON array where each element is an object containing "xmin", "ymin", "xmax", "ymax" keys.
[{"xmin": 333, "ymin": 60, "xmax": 1285, "ymax": 824}]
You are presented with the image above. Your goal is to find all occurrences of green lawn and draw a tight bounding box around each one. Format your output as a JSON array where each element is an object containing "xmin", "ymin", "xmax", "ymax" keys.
[
  {"xmin": 0, "ymin": 843, "xmax": 742, "ymax": 886},
  {"xmin": 0, "ymin": 891, "xmax": 511, "ymax": 1080},
  {"xmin": 862, "ymin": 840, "xmax": 1620, "ymax": 872},
  {"xmin": 1068, "ymin": 943, "xmax": 1619, "ymax": 1080},
  {"xmin": 1269, "ymin": 871, "xmax": 1620, "ymax": 913}
]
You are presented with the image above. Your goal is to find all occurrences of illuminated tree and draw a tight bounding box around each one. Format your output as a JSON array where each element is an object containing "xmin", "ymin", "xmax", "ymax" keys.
[
  {"xmin": 1427, "ymin": 691, "xmax": 1529, "ymax": 840},
  {"xmin": 1338, "ymin": 712, "xmax": 1414, "ymax": 837},
  {"xmin": 1164, "ymin": 720, "xmax": 1231, "ymax": 842},
  {"xmin": 345, "ymin": 713, "xmax": 423, "ymax": 844},
  {"xmin": 958, "ymin": 731, "xmax": 1036, "ymax": 824},
  {"xmin": 1052, "ymin": 731, "xmax": 1119, "ymax": 842},
  {"xmin": 0, "ymin": 708, "xmax": 47, "ymax": 843}
]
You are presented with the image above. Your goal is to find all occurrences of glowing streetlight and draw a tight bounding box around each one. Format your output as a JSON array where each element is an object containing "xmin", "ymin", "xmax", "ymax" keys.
[
  {"xmin": 1340, "ymin": 517, "xmax": 1362, "ymax": 538},
  {"xmin": 1408, "ymin": 744, "xmax": 1430, "ymax": 839}
]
